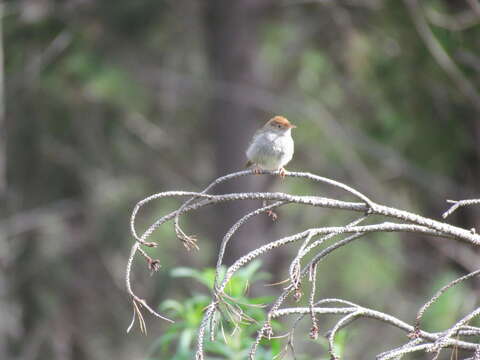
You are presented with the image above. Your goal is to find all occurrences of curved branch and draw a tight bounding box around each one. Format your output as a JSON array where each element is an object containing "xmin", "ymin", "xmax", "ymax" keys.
[
  {"xmin": 414, "ymin": 269, "xmax": 480, "ymax": 332},
  {"xmin": 131, "ymin": 188, "xmax": 480, "ymax": 249},
  {"xmin": 404, "ymin": 0, "xmax": 480, "ymax": 112},
  {"xmin": 125, "ymin": 170, "xmax": 480, "ymax": 358},
  {"xmin": 171, "ymin": 169, "xmax": 375, "ymax": 248},
  {"xmin": 272, "ymin": 306, "xmax": 479, "ymax": 351}
]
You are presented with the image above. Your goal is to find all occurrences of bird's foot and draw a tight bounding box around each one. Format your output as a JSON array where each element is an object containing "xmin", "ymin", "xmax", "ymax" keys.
[
  {"xmin": 253, "ymin": 166, "xmax": 262, "ymax": 175},
  {"xmin": 266, "ymin": 209, "xmax": 278, "ymax": 221},
  {"xmin": 279, "ymin": 167, "xmax": 286, "ymax": 180}
]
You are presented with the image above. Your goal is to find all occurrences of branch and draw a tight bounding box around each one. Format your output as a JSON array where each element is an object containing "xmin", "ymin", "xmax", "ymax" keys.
[
  {"xmin": 414, "ymin": 269, "xmax": 480, "ymax": 333},
  {"xmin": 404, "ymin": 0, "xmax": 480, "ymax": 112},
  {"xmin": 442, "ymin": 198, "xmax": 480, "ymax": 219},
  {"xmin": 272, "ymin": 306, "xmax": 479, "ymax": 354},
  {"xmin": 125, "ymin": 170, "xmax": 480, "ymax": 357}
]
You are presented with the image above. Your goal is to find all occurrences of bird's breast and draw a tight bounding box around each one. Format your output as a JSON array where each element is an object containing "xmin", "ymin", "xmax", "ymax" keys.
[
  {"xmin": 256, "ymin": 133, "xmax": 293, "ymax": 158},
  {"xmin": 246, "ymin": 131, "xmax": 294, "ymax": 170}
]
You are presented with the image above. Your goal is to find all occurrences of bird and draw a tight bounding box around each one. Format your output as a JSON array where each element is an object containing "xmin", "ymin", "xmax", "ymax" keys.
[{"xmin": 245, "ymin": 115, "xmax": 296, "ymax": 178}]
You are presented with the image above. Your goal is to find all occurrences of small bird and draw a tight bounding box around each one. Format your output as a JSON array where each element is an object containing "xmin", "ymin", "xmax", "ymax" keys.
[{"xmin": 245, "ymin": 115, "xmax": 296, "ymax": 177}]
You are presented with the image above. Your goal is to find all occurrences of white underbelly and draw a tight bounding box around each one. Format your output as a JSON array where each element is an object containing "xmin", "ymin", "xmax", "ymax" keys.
[{"xmin": 246, "ymin": 133, "xmax": 294, "ymax": 170}]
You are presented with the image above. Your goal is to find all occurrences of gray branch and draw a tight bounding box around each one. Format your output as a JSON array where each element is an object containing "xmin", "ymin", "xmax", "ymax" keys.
[{"xmin": 124, "ymin": 170, "xmax": 480, "ymax": 359}]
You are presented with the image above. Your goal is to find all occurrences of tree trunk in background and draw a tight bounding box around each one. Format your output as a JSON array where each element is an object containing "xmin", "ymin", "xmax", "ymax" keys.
[
  {"xmin": 0, "ymin": 7, "xmax": 7, "ymax": 359},
  {"xmin": 204, "ymin": 0, "xmax": 272, "ymax": 266},
  {"xmin": 0, "ymin": 3, "xmax": 5, "ymax": 195}
]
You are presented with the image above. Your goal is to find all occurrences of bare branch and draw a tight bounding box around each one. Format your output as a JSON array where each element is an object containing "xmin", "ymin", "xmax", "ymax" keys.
[
  {"xmin": 442, "ymin": 199, "xmax": 480, "ymax": 219},
  {"xmin": 413, "ymin": 269, "xmax": 480, "ymax": 333},
  {"xmin": 272, "ymin": 306, "xmax": 479, "ymax": 351},
  {"xmin": 327, "ymin": 311, "xmax": 360, "ymax": 359},
  {"xmin": 403, "ymin": 0, "xmax": 480, "ymax": 112},
  {"xmin": 125, "ymin": 170, "xmax": 480, "ymax": 358},
  {"xmin": 426, "ymin": 7, "xmax": 480, "ymax": 31}
]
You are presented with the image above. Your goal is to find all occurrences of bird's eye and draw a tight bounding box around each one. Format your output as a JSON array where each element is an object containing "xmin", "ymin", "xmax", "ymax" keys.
[{"xmin": 277, "ymin": 124, "xmax": 282, "ymax": 129}]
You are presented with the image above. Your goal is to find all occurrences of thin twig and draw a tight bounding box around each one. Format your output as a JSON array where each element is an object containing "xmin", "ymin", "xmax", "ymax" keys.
[
  {"xmin": 442, "ymin": 199, "xmax": 480, "ymax": 219},
  {"xmin": 404, "ymin": 0, "xmax": 480, "ymax": 112},
  {"xmin": 413, "ymin": 269, "xmax": 480, "ymax": 334}
]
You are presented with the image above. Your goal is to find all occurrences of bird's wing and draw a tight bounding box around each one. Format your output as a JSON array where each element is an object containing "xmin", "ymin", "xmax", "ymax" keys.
[
  {"xmin": 245, "ymin": 160, "xmax": 254, "ymax": 168},
  {"xmin": 245, "ymin": 129, "xmax": 267, "ymax": 168},
  {"xmin": 245, "ymin": 129, "xmax": 262, "ymax": 154},
  {"xmin": 247, "ymin": 129, "xmax": 262, "ymax": 147}
]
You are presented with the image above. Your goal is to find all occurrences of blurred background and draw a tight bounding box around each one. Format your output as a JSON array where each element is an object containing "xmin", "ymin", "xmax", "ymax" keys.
[{"xmin": 2, "ymin": 0, "xmax": 480, "ymax": 359}]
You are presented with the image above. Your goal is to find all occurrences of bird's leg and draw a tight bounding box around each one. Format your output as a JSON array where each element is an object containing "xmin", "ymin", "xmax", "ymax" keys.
[{"xmin": 279, "ymin": 167, "xmax": 286, "ymax": 180}]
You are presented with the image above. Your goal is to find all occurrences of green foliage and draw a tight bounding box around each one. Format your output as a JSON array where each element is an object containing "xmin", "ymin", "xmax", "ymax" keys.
[
  {"xmin": 147, "ymin": 261, "xmax": 282, "ymax": 359},
  {"xmin": 60, "ymin": 48, "xmax": 149, "ymax": 111},
  {"xmin": 332, "ymin": 329, "xmax": 349, "ymax": 359}
]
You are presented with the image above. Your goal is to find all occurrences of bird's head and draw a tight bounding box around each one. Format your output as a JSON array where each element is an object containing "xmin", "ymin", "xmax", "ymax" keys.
[{"xmin": 263, "ymin": 116, "xmax": 296, "ymax": 134}]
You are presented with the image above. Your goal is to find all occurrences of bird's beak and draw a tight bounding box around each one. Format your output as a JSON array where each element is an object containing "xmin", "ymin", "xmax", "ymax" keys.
[{"xmin": 289, "ymin": 124, "xmax": 297, "ymax": 129}]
